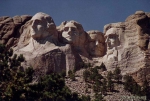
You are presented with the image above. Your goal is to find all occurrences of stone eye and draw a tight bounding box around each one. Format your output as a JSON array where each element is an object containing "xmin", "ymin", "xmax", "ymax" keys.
[
  {"xmin": 64, "ymin": 27, "xmax": 69, "ymax": 31},
  {"xmin": 71, "ymin": 27, "xmax": 76, "ymax": 32},
  {"xmin": 109, "ymin": 34, "xmax": 115, "ymax": 39},
  {"xmin": 35, "ymin": 19, "xmax": 41, "ymax": 24}
]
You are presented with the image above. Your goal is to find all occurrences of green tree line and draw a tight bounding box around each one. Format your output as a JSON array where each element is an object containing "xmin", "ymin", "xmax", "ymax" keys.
[{"xmin": 0, "ymin": 44, "xmax": 90, "ymax": 101}]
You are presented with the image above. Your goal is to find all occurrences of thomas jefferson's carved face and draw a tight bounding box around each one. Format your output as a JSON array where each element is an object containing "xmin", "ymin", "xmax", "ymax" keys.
[
  {"xmin": 30, "ymin": 12, "xmax": 56, "ymax": 39},
  {"xmin": 62, "ymin": 22, "xmax": 79, "ymax": 43},
  {"xmin": 88, "ymin": 31, "xmax": 105, "ymax": 56},
  {"xmin": 105, "ymin": 28, "xmax": 120, "ymax": 49}
]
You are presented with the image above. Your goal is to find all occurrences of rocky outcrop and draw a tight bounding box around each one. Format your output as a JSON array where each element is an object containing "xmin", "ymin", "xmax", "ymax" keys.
[
  {"xmin": 103, "ymin": 11, "xmax": 150, "ymax": 85},
  {"xmin": 0, "ymin": 15, "xmax": 32, "ymax": 48}
]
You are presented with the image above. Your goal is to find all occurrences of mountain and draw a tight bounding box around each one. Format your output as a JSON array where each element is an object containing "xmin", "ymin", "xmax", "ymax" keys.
[{"xmin": 0, "ymin": 11, "xmax": 150, "ymax": 87}]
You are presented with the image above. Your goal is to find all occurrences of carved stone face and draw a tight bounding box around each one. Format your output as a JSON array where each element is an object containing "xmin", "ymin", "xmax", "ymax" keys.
[
  {"xmin": 88, "ymin": 31, "xmax": 105, "ymax": 57},
  {"xmin": 30, "ymin": 12, "xmax": 57, "ymax": 39},
  {"xmin": 62, "ymin": 22, "xmax": 79, "ymax": 43},
  {"xmin": 105, "ymin": 28, "xmax": 120, "ymax": 49}
]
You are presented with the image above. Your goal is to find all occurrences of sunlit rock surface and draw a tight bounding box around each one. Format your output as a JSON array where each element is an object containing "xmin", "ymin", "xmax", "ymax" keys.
[
  {"xmin": 0, "ymin": 11, "xmax": 150, "ymax": 85},
  {"xmin": 103, "ymin": 11, "xmax": 150, "ymax": 85},
  {"xmin": 0, "ymin": 15, "xmax": 32, "ymax": 48}
]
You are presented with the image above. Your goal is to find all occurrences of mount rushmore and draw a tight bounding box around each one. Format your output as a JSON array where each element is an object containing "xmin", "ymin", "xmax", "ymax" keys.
[{"xmin": 0, "ymin": 11, "xmax": 150, "ymax": 85}]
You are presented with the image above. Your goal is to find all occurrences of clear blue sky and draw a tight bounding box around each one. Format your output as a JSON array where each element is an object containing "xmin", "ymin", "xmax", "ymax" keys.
[{"xmin": 1, "ymin": 0, "xmax": 150, "ymax": 32}]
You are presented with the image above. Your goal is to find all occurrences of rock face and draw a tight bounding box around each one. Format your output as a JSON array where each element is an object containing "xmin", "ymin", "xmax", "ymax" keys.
[
  {"xmin": 11, "ymin": 13, "xmax": 86, "ymax": 80},
  {"xmin": 103, "ymin": 11, "xmax": 150, "ymax": 85},
  {"xmin": 0, "ymin": 15, "xmax": 32, "ymax": 48},
  {"xmin": 0, "ymin": 11, "xmax": 150, "ymax": 85}
]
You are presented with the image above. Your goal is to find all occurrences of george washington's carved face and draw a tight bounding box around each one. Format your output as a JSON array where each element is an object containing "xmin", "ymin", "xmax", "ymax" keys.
[{"xmin": 30, "ymin": 12, "xmax": 57, "ymax": 39}]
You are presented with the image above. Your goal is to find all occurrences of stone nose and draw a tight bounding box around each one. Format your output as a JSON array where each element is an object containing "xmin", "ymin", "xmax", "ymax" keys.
[
  {"xmin": 47, "ymin": 23, "xmax": 55, "ymax": 28},
  {"xmin": 67, "ymin": 28, "xmax": 72, "ymax": 35},
  {"xmin": 31, "ymin": 21, "xmax": 36, "ymax": 28},
  {"xmin": 105, "ymin": 37, "xmax": 108, "ymax": 43}
]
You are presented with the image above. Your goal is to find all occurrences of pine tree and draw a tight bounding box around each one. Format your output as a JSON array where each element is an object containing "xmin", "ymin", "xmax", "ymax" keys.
[
  {"xmin": 142, "ymin": 80, "xmax": 149, "ymax": 96},
  {"xmin": 123, "ymin": 75, "xmax": 143, "ymax": 96},
  {"xmin": 68, "ymin": 70, "xmax": 75, "ymax": 81},
  {"xmin": 81, "ymin": 95, "xmax": 91, "ymax": 101},
  {"xmin": 107, "ymin": 78, "xmax": 114, "ymax": 92},
  {"xmin": 123, "ymin": 75, "xmax": 132, "ymax": 91},
  {"xmin": 106, "ymin": 71, "xmax": 114, "ymax": 92},
  {"xmin": 113, "ymin": 67, "xmax": 122, "ymax": 83},
  {"xmin": 99, "ymin": 62, "xmax": 106, "ymax": 71},
  {"xmin": 101, "ymin": 78, "xmax": 107, "ymax": 95},
  {"xmin": 83, "ymin": 69, "xmax": 90, "ymax": 81},
  {"xmin": 94, "ymin": 93, "xmax": 105, "ymax": 101},
  {"xmin": 107, "ymin": 71, "xmax": 113, "ymax": 81}
]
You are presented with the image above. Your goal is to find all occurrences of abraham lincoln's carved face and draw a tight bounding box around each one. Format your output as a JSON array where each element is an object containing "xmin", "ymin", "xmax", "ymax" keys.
[{"xmin": 105, "ymin": 28, "xmax": 120, "ymax": 50}]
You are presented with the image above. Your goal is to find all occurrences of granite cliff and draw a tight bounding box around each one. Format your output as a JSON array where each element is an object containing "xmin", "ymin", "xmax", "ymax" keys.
[
  {"xmin": 103, "ymin": 11, "xmax": 150, "ymax": 85},
  {"xmin": 0, "ymin": 11, "xmax": 150, "ymax": 85}
]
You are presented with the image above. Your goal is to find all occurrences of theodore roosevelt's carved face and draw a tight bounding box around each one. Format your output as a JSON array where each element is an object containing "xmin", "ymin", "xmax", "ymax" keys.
[
  {"xmin": 30, "ymin": 12, "xmax": 57, "ymax": 39},
  {"xmin": 105, "ymin": 28, "xmax": 120, "ymax": 50},
  {"xmin": 88, "ymin": 31, "xmax": 105, "ymax": 57}
]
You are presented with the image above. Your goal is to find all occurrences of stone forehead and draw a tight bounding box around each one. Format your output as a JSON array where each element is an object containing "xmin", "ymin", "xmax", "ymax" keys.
[
  {"xmin": 105, "ymin": 28, "xmax": 118, "ymax": 36},
  {"xmin": 87, "ymin": 30, "xmax": 101, "ymax": 34},
  {"xmin": 87, "ymin": 30, "xmax": 103, "ymax": 39},
  {"xmin": 64, "ymin": 22, "xmax": 77, "ymax": 28},
  {"xmin": 64, "ymin": 20, "xmax": 84, "ymax": 30},
  {"xmin": 31, "ymin": 12, "xmax": 52, "ymax": 20}
]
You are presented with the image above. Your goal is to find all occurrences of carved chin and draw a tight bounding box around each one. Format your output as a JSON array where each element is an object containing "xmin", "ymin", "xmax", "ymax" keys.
[
  {"xmin": 93, "ymin": 50, "xmax": 103, "ymax": 56},
  {"xmin": 63, "ymin": 38, "xmax": 72, "ymax": 43},
  {"xmin": 30, "ymin": 29, "xmax": 36, "ymax": 35},
  {"xmin": 32, "ymin": 35, "xmax": 41, "ymax": 39},
  {"xmin": 107, "ymin": 43, "xmax": 115, "ymax": 49}
]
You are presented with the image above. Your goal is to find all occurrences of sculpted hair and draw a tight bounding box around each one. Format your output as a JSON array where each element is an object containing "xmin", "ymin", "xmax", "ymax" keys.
[
  {"xmin": 18, "ymin": 12, "xmax": 57, "ymax": 48},
  {"xmin": 18, "ymin": 20, "xmax": 32, "ymax": 48},
  {"xmin": 64, "ymin": 20, "xmax": 84, "ymax": 34}
]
